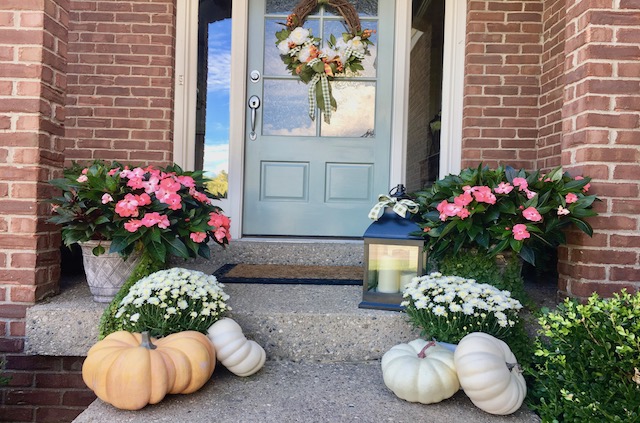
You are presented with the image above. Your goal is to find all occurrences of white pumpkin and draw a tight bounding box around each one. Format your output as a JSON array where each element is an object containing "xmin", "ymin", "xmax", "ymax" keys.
[
  {"xmin": 207, "ymin": 318, "xmax": 266, "ymax": 377},
  {"xmin": 453, "ymin": 332, "xmax": 527, "ymax": 415},
  {"xmin": 381, "ymin": 339, "xmax": 460, "ymax": 404}
]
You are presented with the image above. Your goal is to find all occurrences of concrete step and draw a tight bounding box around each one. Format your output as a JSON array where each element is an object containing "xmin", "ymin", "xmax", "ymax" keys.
[
  {"xmin": 24, "ymin": 240, "xmax": 544, "ymax": 422},
  {"xmin": 73, "ymin": 361, "xmax": 539, "ymax": 423}
]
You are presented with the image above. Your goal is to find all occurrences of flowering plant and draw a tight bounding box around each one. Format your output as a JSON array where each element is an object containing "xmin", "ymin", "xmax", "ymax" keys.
[
  {"xmin": 112, "ymin": 268, "xmax": 230, "ymax": 337},
  {"xmin": 402, "ymin": 272, "xmax": 523, "ymax": 344},
  {"xmin": 275, "ymin": 13, "xmax": 374, "ymax": 123},
  {"xmin": 48, "ymin": 161, "xmax": 231, "ymax": 263},
  {"xmin": 413, "ymin": 165, "xmax": 598, "ymax": 266}
]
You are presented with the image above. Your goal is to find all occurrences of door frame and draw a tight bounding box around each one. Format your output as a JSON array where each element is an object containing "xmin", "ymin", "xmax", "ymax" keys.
[{"xmin": 173, "ymin": 0, "xmax": 465, "ymax": 240}]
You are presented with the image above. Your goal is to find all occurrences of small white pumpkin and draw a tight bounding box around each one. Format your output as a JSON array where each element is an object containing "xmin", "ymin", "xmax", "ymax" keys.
[
  {"xmin": 207, "ymin": 318, "xmax": 266, "ymax": 377},
  {"xmin": 453, "ymin": 332, "xmax": 527, "ymax": 415},
  {"xmin": 381, "ymin": 339, "xmax": 460, "ymax": 404}
]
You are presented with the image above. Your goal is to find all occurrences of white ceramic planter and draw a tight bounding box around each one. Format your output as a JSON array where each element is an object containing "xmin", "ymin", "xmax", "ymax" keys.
[{"xmin": 79, "ymin": 240, "xmax": 140, "ymax": 302}]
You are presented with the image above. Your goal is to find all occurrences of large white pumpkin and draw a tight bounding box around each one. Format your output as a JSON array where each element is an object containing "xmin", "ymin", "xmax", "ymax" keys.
[
  {"xmin": 207, "ymin": 318, "xmax": 266, "ymax": 377},
  {"xmin": 453, "ymin": 332, "xmax": 527, "ymax": 415},
  {"xmin": 381, "ymin": 339, "xmax": 460, "ymax": 404}
]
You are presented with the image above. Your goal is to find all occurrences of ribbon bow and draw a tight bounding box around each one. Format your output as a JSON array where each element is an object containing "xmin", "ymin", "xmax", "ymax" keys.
[
  {"xmin": 368, "ymin": 194, "xmax": 419, "ymax": 221},
  {"xmin": 307, "ymin": 58, "xmax": 335, "ymax": 123}
]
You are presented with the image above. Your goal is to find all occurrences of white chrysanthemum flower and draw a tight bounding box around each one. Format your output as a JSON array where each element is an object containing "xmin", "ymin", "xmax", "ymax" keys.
[
  {"xmin": 177, "ymin": 299, "xmax": 188, "ymax": 310},
  {"xmin": 130, "ymin": 313, "xmax": 140, "ymax": 322},
  {"xmin": 449, "ymin": 303, "xmax": 462, "ymax": 313},
  {"xmin": 432, "ymin": 305, "xmax": 447, "ymax": 316}
]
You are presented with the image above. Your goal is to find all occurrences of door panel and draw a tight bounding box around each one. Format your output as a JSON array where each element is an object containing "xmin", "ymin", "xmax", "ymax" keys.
[{"xmin": 243, "ymin": 0, "xmax": 395, "ymax": 237}]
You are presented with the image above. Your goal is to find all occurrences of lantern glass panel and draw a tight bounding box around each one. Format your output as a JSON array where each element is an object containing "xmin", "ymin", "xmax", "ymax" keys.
[{"xmin": 367, "ymin": 243, "xmax": 421, "ymax": 294}]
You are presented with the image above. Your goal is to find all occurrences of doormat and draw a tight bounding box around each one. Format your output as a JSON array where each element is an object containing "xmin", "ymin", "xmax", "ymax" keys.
[{"xmin": 213, "ymin": 263, "xmax": 363, "ymax": 285}]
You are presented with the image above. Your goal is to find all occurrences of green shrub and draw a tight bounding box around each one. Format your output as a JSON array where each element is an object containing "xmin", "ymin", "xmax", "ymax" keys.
[
  {"xmin": 529, "ymin": 291, "xmax": 640, "ymax": 422},
  {"xmin": 434, "ymin": 248, "xmax": 528, "ymax": 306}
]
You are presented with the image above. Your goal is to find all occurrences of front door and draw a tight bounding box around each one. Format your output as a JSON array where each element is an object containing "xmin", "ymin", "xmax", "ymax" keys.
[{"xmin": 243, "ymin": 0, "xmax": 395, "ymax": 237}]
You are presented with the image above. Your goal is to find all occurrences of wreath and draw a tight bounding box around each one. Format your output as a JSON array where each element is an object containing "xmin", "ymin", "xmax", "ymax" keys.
[{"xmin": 275, "ymin": 0, "xmax": 375, "ymax": 124}]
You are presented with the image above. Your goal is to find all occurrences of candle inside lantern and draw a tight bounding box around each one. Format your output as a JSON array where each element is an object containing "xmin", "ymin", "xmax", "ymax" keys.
[
  {"xmin": 377, "ymin": 254, "xmax": 400, "ymax": 293},
  {"xmin": 400, "ymin": 272, "xmax": 415, "ymax": 291}
]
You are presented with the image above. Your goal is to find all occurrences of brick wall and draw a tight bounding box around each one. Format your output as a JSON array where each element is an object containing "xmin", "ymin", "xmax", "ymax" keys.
[
  {"xmin": 0, "ymin": 0, "xmax": 67, "ymax": 354},
  {"xmin": 1, "ymin": 355, "xmax": 95, "ymax": 423},
  {"xmin": 406, "ymin": 33, "xmax": 431, "ymax": 192},
  {"xmin": 462, "ymin": 0, "xmax": 543, "ymax": 170},
  {"xmin": 536, "ymin": 0, "xmax": 565, "ymax": 170},
  {"xmin": 558, "ymin": 0, "xmax": 640, "ymax": 298},
  {"xmin": 64, "ymin": 0, "xmax": 176, "ymax": 166}
]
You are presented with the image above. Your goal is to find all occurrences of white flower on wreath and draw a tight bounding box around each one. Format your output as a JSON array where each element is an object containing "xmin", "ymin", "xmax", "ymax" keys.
[
  {"xmin": 347, "ymin": 36, "xmax": 366, "ymax": 54},
  {"xmin": 289, "ymin": 27, "xmax": 310, "ymax": 45},
  {"xmin": 277, "ymin": 39, "xmax": 291, "ymax": 55},
  {"xmin": 298, "ymin": 44, "xmax": 314, "ymax": 63}
]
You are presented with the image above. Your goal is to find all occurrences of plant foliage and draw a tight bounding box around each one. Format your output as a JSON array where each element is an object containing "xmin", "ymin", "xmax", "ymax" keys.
[
  {"xmin": 529, "ymin": 291, "xmax": 640, "ymax": 422},
  {"xmin": 413, "ymin": 164, "xmax": 598, "ymax": 267}
]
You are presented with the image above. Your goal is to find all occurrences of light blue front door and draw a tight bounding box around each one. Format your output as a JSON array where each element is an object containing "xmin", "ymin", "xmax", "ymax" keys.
[{"xmin": 243, "ymin": 0, "xmax": 395, "ymax": 237}]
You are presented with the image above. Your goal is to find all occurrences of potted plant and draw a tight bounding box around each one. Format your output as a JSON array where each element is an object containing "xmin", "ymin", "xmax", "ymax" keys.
[
  {"xmin": 411, "ymin": 165, "xmax": 598, "ymax": 294},
  {"xmin": 48, "ymin": 161, "xmax": 231, "ymax": 302}
]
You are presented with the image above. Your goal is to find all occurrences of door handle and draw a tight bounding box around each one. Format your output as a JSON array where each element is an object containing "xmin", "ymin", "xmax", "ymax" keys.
[{"xmin": 248, "ymin": 95, "xmax": 261, "ymax": 141}]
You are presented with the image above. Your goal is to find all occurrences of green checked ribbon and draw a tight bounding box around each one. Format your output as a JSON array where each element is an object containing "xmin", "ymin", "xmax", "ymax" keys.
[
  {"xmin": 307, "ymin": 58, "xmax": 334, "ymax": 123},
  {"xmin": 368, "ymin": 194, "xmax": 419, "ymax": 221},
  {"xmin": 344, "ymin": 46, "xmax": 365, "ymax": 61}
]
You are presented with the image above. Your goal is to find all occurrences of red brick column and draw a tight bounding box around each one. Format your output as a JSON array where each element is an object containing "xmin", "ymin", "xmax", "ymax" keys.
[
  {"xmin": 0, "ymin": 0, "xmax": 68, "ymax": 353},
  {"xmin": 462, "ymin": 0, "xmax": 543, "ymax": 170},
  {"xmin": 559, "ymin": 0, "xmax": 640, "ymax": 298}
]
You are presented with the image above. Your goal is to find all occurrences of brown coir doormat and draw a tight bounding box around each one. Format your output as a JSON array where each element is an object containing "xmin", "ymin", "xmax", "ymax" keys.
[{"xmin": 213, "ymin": 264, "xmax": 363, "ymax": 285}]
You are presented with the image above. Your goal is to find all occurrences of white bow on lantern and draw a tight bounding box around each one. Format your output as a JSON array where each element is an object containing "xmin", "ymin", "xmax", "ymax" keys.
[{"xmin": 368, "ymin": 194, "xmax": 419, "ymax": 221}]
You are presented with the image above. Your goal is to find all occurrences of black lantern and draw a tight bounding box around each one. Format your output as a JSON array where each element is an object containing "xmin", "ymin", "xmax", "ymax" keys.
[{"xmin": 359, "ymin": 185, "xmax": 426, "ymax": 311}]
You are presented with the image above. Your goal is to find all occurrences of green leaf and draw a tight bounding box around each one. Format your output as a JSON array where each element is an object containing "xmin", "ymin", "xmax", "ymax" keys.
[
  {"xmin": 164, "ymin": 235, "xmax": 190, "ymax": 259},
  {"xmin": 147, "ymin": 241, "xmax": 167, "ymax": 263},
  {"xmin": 569, "ymin": 217, "xmax": 593, "ymax": 236},
  {"xmin": 519, "ymin": 244, "xmax": 535, "ymax": 266}
]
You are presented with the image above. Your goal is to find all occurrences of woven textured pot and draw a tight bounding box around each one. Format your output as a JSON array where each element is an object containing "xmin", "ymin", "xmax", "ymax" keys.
[{"xmin": 80, "ymin": 240, "xmax": 141, "ymax": 303}]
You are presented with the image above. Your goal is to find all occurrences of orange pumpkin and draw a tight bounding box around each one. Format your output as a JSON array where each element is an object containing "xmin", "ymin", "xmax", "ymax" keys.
[{"xmin": 82, "ymin": 331, "xmax": 216, "ymax": 410}]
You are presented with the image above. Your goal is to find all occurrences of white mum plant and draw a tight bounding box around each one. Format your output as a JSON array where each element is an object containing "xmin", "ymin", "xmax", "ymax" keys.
[
  {"xmin": 402, "ymin": 272, "xmax": 523, "ymax": 344},
  {"xmin": 115, "ymin": 267, "xmax": 230, "ymax": 337}
]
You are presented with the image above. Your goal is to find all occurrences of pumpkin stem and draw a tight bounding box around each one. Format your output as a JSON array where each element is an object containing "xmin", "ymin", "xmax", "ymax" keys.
[
  {"xmin": 140, "ymin": 331, "xmax": 157, "ymax": 350},
  {"xmin": 506, "ymin": 362, "xmax": 522, "ymax": 373},
  {"xmin": 417, "ymin": 340, "xmax": 436, "ymax": 358}
]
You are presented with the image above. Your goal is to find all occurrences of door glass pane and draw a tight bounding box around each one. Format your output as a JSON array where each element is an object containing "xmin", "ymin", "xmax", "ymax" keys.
[
  {"xmin": 263, "ymin": 79, "xmax": 315, "ymax": 136},
  {"xmin": 264, "ymin": 18, "xmax": 320, "ymax": 77},
  {"xmin": 198, "ymin": 1, "xmax": 232, "ymax": 197},
  {"xmin": 266, "ymin": 0, "xmax": 320, "ymax": 15},
  {"xmin": 325, "ymin": 0, "xmax": 378, "ymax": 16},
  {"xmin": 322, "ymin": 20, "xmax": 378, "ymax": 78},
  {"xmin": 320, "ymin": 81, "xmax": 375, "ymax": 137}
]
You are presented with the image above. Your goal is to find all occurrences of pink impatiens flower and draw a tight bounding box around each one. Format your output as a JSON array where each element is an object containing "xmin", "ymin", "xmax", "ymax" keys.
[
  {"xmin": 472, "ymin": 186, "xmax": 497, "ymax": 205},
  {"xmin": 101, "ymin": 193, "xmax": 113, "ymax": 204},
  {"xmin": 557, "ymin": 206, "xmax": 570, "ymax": 216},
  {"xmin": 512, "ymin": 224, "xmax": 530, "ymax": 241},
  {"xmin": 208, "ymin": 211, "xmax": 231, "ymax": 242},
  {"xmin": 190, "ymin": 232, "xmax": 207, "ymax": 243},
  {"xmin": 575, "ymin": 176, "xmax": 591, "ymax": 192},
  {"xmin": 454, "ymin": 191, "xmax": 473, "ymax": 207},
  {"xmin": 565, "ymin": 193, "xmax": 578, "ymax": 204},
  {"xmin": 512, "ymin": 177, "xmax": 528, "ymax": 191},
  {"xmin": 522, "ymin": 206, "xmax": 542, "ymax": 222},
  {"xmin": 115, "ymin": 193, "xmax": 142, "ymax": 217},
  {"xmin": 140, "ymin": 212, "xmax": 170, "ymax": 229},
  {"xmin": 494, "ymin": 182, "xmax": 514, "ymax": 194},
  {"xmin": 77, "ymin": 175, "xmax": 88, "ymax": 183},
  {"xmin": 436, "ymin": 200, "xmax": 462, "ymax": 221},
  {"xmin": 124, "ymin": 219, "xmax": 143, "ymax": 232}
]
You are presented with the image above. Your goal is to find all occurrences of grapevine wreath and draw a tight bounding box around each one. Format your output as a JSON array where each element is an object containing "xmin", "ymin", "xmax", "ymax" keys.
[{"xmin": 275, "ymin": 0, "xmax": 375, "ymax": 124}]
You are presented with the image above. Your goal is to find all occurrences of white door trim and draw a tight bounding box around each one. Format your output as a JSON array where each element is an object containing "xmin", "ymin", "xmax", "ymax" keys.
[
  {"xmin": 172, "ymin": 0, "xmax": 466, "ymax": 239},
  {"xmin": 439, "ymin": 0, "xmax": 466, "ymax": 177}
]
